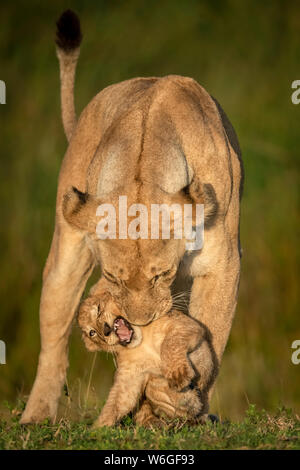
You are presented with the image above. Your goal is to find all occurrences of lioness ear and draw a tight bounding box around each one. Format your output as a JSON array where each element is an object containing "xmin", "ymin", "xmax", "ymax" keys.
[
  {"xmin": 62, "ymin": 187, "xmax": 101, "ymax": 232},
  {"xmin": 184, "ymin": 177, "xmax": 219, "ymax": 229}
]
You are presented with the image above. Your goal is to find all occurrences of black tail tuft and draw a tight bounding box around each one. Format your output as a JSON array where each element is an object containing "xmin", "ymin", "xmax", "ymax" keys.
[{"xmin": 56, "ymin": 9, "xmax": 82, "ymax": 51}]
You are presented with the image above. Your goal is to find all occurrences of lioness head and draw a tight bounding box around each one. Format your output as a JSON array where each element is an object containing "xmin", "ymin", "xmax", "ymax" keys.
[
  {"xmin": 78, "ymin": 290, "xmax": 142, "ymax": 352},
  {"xmin": 64, "ymin": 178, "xmax": 217, "ymax": 325}
]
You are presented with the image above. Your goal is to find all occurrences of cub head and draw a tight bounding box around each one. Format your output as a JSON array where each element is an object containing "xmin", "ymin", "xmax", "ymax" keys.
[{"xmin": 78, "ymin": 290, "xmax": 142, "ymax": 352}]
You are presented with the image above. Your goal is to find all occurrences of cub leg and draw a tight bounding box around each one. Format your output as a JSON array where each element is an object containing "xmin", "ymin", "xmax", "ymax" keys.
[
  {"xmin": 93, "ymin": 371, "xmax": 145, "ymax": 428},
  {"xmin": 134, "ymin": 400, "xmax": 164, "ymax": 428},
  {"xmin": 161, "ymin": 314, "xmax": 205, "ymax": 391},
  {"xmin": 145, "ymin": 377, "xmax": 202, "ymax": 420}
]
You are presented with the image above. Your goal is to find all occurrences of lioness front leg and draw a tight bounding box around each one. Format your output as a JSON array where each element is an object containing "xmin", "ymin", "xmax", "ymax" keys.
[
  {"xmin": 161, "ymin": 315, "xmax": 204, "ymax": 391},
  {"xmin": 20, "ymin": 224, "xmax": 94, "ymax": 424},
  {"xmin": 189, "ymin": 254, "xmax": 240, "ymax": 399},
  {"xmin": 93, "ymin": 371, "xmax": 145, "ymax": 428}
]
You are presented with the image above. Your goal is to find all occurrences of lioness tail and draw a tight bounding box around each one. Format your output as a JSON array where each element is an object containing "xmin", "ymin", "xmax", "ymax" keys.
[{"xmin": 55, "ymin": 10, "xmax": 82, "ymax": 142}]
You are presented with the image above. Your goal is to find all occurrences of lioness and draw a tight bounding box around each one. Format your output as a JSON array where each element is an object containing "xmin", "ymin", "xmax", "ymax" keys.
[
  {"xmin": 21, "ymin": 10, "xmax": 243, "ymax": 424},
  {"xmin": 78, "ymin": 286, "xmax": 206, "ymax": 428}
]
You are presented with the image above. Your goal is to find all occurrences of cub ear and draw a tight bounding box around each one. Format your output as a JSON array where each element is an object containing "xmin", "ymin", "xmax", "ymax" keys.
[
  {"xmin": 185, "ymin": 177, "xmax": 219, "ymax": 229},
  {"xmin": 62, "ymin": 187, "xmax": 101, "ymax": 232}
]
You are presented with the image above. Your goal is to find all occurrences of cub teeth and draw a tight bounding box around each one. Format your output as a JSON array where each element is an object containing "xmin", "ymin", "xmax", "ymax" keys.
[{"xmin": 113, "ymin": 319, "xmax": 119, "ymax": 331}]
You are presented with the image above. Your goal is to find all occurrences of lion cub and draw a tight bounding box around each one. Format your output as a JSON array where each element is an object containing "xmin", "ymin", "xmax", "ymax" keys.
[{"xmin": 78, "ymin": 289, "xmax": 206, "ymax": 428}]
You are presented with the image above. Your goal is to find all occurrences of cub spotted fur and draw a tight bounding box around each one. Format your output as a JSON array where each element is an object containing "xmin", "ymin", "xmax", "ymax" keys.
[{"xmin": 78, "ymin": 287, "xmax": 206, "ymax": 428}]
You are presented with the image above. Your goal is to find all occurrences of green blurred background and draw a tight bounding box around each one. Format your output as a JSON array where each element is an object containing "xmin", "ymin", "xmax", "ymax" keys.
[{"xmin": 0, "ymin": 0, "xmax": 299, "ymax": 421}]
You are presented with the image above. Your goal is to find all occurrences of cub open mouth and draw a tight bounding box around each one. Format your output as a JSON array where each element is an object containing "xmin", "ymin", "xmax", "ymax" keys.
[{"xmin": 113, "ymin": 316, "xmax": 133, "ymax": 345}]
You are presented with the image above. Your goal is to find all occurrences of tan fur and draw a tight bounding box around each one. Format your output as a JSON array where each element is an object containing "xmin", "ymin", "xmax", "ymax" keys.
[
  {"xmin": 56, "ymin": 47, "xmax": 80, "ymax": 142},
  {"xmin": 21, "ymin": 12, "xmax": 242, "ymax": 424},
  {"xmin": 78, "ymin": 288, "xmax": 205, "ymax": 427}
]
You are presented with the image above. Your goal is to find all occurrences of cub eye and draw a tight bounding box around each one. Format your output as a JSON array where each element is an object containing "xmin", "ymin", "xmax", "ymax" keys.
[
  {"xmin": 161, "ymin": 269, "xmax": 172, "ymax": 277},
  {"xmin": 89, "ymin": 329, "xmax": 97, "ymax": 337}
]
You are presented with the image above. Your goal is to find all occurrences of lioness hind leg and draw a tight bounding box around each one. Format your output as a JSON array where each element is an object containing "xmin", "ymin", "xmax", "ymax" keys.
[{"xmin": 20, "ymin": 225, "xmax": 94, "ymax": 424}]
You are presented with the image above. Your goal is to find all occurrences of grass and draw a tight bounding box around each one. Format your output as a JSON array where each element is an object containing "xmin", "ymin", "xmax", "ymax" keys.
[{"xmin": 0, "ymin": 403, "xmax": 299, "ymax": 450}]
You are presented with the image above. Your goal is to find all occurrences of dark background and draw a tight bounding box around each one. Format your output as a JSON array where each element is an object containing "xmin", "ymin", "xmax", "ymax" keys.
[{"xmin": 0, "ymin": 0, "xmax": 299, "ymax": 420}]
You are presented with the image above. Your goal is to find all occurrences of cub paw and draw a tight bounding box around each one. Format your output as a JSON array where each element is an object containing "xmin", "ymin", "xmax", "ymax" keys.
[
  {"xmin": 165, "ymin": 362, "xmax": 195, "ymax": 391},
  {"xmin": 139, "ymin": 416, "xmax": 165, "ymax": 429},
  {"xmin": 179, "ymin": 390, "xmax": 203, "ymax": 417},
  {"xmin": 92, "ymin": 415, "xmax": 116, "ymax": 428}
]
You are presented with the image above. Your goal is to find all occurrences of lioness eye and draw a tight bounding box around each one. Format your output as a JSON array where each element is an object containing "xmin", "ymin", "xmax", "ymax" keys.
[
  {"xmin": 103, "ymin": 270, "xmax": 118, "ymax": 285},
  {"xmin": 89, "ymin": 330, "xmax": 96, "ymax": 337},
  {"xmin": 151, "ymin": 269, "xmax": 172, "ymax": 285}
]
